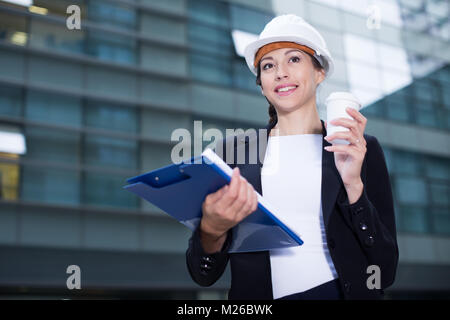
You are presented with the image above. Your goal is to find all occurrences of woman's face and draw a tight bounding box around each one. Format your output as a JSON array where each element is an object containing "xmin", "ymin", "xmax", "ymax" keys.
[{"xmin": 259, "ymin": 47, "xmax": 325, "ymax": 114}]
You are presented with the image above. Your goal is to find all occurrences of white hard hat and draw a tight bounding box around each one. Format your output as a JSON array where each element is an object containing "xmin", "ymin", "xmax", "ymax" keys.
[{"xmin": 244, "ymin": 14, "xmax": 334, "ymax": 78}]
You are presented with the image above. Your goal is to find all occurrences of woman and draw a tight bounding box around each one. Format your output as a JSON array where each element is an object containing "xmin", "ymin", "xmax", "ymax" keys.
[{"xmin": 186, "ymin": 14, "xmax": 398, "ymax": 300}]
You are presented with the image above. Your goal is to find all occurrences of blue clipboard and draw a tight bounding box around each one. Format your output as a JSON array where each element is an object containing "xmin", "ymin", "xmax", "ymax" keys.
[{"xmin": 124, "ymin": 148, "xmax": 303, "ymax": 253}]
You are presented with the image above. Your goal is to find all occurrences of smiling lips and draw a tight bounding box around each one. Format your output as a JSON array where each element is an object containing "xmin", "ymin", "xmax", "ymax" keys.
[{"xmin": 275, "ymin": 84, "xmax": 298, "ymax": 96}]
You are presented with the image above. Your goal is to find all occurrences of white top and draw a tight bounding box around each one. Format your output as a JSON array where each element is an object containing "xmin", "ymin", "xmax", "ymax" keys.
[{"xmin": 261, "ymin": 134, "xmax": 338, "ymax": 299}]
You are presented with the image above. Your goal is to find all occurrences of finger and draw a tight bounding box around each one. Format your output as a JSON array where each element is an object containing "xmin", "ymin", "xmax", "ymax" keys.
[
  {"xmin": 325, "ymin": 131, "xmax": 363, "ymax": 147},
  {"xmin": 346, "ymin": 107, "xmax": 367, "ymax": 126},
  {"xmin": 329, "ymin": 118, "xmax": 361, "ymax": 138},
  {"xmin": 324, "ymin": 144, "xmax": 364, "ymax": 159},
  {"xmin": 228, "ymin": 176, "xmax": 248, "ymax": 219},
  {"xmin": 235, "ymin": 184, "xmax": 254, "ymax": 220},
  {"xmin": 206, "ymin": 186, "xmax": 225, "ymax": 204},
  {"xmin": 220, "ymin": 168, "xmax": 242, "ymax": 208}
]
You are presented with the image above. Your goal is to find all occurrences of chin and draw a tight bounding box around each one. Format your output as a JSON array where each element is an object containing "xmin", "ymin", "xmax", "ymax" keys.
[{"xmin": 272, "ymin": 98, "xmax": 305, "ymax": 112}]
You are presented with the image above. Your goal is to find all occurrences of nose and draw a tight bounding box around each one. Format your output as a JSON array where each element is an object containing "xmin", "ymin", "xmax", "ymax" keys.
[{"xmin": 275, "ymin": 64, "xmax": 288, "ymax": 80}]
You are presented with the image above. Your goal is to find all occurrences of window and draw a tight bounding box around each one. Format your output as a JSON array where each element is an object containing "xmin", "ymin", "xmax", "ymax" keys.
[
  {"xmin": 424, "ymin": 157, "xmax": 449, "ymax": 180},
  {"xmin": 429, "ymin": 182, "xmax": 449, "ymax": 206},
  {"xmin": 0, "ymin": 85, "xmax": 22, "ymax": 118},
  {"xmin": 393, "ymin": 151, "xmax": 421, "ymax": 177},
  {"xmin": 190, "ymin": 53, "xmax": 232, "ymax": 86},
  {"xmin": 25, "ymin": 90, "xmax": 82, "ymax": 127},
  {"xmin": 229, "ymin": 4, "xmax": 272, "ymax": 34},
  {"xmin": 21, "ymin": 166, "xmax": 80, "ymax": 205},
  {"xmin": 33, "ymin": 0, "xmax": 85, "ymax": 18},
  {"xmin": 431, "ymin": 208, "xmax": 450, "ymax": 236},
  {"xmin": 188, "ymin": 0, "xmax": 229, "ymax": 28},
  {"xmin": 29, "ymin": 18, "xmax": 84, "ymax": 54},
  {"xmin": 0, "ymin": 11, "xmax": 27, "ymax": 46},
  {"xmin": 395, "ymin": 176, "xmax": 428, "ymax": 205},
  {"xmin": 84, "ymin": 135, "xmax": 137, "ymax": 169},
  {"xmin": 0, "ymin": 152, "xmax": 20, "ymax": 201},
  {"xmin": 86, "ymin": 31, "xmax": 136, "ymax": 65},
  {"xmin": 233, "ymin": 59, "xmax": 258, "ymax": 92},
  {"xmin": 399, "ymin": 205, "xmax": 429, "ymax": 233},
  {"xmin": 87, "ymin": 0, "xmax": 136, "ymax": 30},
  {"xmin": 140, "ymin": 44, "xmax": 188, "ymax": 76},
  {"xmin": 386, "ymin": 99, "xmax": 412, "ymax": 122},
  {"xmin": 83, "ymin": 172, "xmax": 137, "ymax": 208},
  {"xmin": 85, "ymin": 101, "xmax": 137, "ymax": 134},
  {"xmin": 188, "ymin": 22, "xmax": 233, "ymax": 57},
  {"xmin": 140, "ymin": 13, "xmax": 186, "ymax": 45},
  {"xmin": 23, "ymin": 127, "xmax": 80, "ymax": 164}
]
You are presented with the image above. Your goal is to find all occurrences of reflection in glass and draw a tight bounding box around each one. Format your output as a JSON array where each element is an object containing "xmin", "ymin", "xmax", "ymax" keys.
[
  {"xmin": 25, "ymin": 90, "xmax": 82, "ymax": 127},
  {"xmin": 87, "ymin": 0, "xmax": 136, "ymax": 30},
  {"xmin": 84, "ymin": 135, "xmax": 137, "ymax": 169},
  {"xmin": 83, "ymin": 172, "xmax": 138, "ymax": 208},
  {"xmin": 29, "ymin": 18, "xmax": 84, "ymax": 53},
  {"xmin": 23, "ymin": 127, "xmax": 80, "ymax": 164},
  {"xmin": 400, "ymin": 205, "xmax": 428, "ymax": 233},
  {"xmin": 188, "ymin": 0, "xmax": 229, "ymax": 28},
  {"xmin": 0, "ymin": 85, "xmax": 23, "ymax": 118},
  {"xmin": 190, "ymin": 53, "xmax": 232, "ymax": 86},
  {"xmin": 85, "ymin": 101, "xmax": 137, "ymax": 133},
  {"xmin": 21, "ymin": 166, "xmax": 80, "ymax": 205},
  {"xmin": 86, "ymin": 31, "xmax": 136, "ymax": 64},
  {"xmin": 0, "ymin": 152, "xmax": 20, "ymax": 201},
  {"xmin": 0, "ymin": 12, "xmax": 27, "ymax": 46},
  {"xmin": 396, "ymin": 176, "xmax": 428, "ymax": 205}
]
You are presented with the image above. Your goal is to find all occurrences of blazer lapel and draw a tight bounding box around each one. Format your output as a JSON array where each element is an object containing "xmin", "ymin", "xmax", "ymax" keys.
[
  {"xmin": 320, "ymin": 120, "xmax": 344, "ymax": 228},
  {"xmin": 242, "ymin": 119, "xmax": 344, "ymax": 228}
]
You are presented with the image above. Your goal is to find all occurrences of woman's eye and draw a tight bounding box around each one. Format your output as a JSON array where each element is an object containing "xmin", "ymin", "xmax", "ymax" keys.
[
  {"xmin": 290, "ymin": 56, "xmax": 300, "ymax": 63},
  {"xmin": 263, "ymin": 63, "xmax": 273, "ymax": 70}
]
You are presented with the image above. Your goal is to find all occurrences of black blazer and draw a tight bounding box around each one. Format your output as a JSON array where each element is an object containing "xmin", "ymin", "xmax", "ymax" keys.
[{"xmin": 186, "ymin": 119, "xmax": 399, "ymax": 300}]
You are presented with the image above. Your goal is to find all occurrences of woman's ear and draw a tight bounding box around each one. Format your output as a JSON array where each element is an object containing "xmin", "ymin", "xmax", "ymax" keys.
[{"xmin": 315, "ymin": 69, "xmax": 326, "ymax": 86}]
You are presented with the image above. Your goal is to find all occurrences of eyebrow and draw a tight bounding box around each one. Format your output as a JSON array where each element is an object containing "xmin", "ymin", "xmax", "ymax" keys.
[{"xmin": 259, "ymin": 49, "xmax": 304, "ymax": 64}]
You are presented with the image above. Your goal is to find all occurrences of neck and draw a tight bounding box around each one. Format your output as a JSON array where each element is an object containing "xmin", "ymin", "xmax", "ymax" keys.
[{"xmin": 270, "ymin": 101, "xmax": 323, "ymax": 136}]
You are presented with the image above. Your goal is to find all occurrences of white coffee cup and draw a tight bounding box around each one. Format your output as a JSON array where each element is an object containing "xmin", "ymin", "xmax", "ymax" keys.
[{"xmin": 325, "ymin": 92, "xmax": 361, "ymax": 145}]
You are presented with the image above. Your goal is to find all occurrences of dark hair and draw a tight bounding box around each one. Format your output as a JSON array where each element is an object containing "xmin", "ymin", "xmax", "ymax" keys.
[{"xmin": 256, "ymin": 53, "xmax": 324, "ymax": 127}]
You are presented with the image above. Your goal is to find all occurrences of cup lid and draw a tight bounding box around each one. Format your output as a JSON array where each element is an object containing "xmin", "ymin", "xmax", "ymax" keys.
[{"xmin": 325, "ymin": 92, "xmax": 361, "ymax": 108}]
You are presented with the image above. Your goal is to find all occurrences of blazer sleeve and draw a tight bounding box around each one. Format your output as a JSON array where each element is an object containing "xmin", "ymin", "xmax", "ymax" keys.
[
  {"xmin": 185, "ymin": 136, "xmax": 237, "ymax": 287},
  {"xmin": 336, "ymin": 135, "xmax": 399, "ymax": 289}
]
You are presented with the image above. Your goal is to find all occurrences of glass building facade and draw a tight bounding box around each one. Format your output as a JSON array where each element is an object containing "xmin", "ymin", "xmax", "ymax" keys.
[{"xmin": 0, "ymin": 0, "xmax": 448, "ymax": 299}]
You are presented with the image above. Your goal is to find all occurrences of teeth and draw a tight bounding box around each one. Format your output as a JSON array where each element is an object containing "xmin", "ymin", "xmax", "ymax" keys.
[{"xmin": 277, "ymin": 86, "xmax": 297, "ymax": 92}]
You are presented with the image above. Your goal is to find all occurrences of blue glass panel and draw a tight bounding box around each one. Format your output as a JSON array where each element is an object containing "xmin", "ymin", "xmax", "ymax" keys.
[
  {"xmin": 432, "ymin": 208, "xmax": 450, "ymax": 236},
  {"xmin": 424, "ymin": 156, "xmax": 449, "ymax": 180},
  {"xmin": 0, "ymin": 85, "xmax": 22, "ymax": 117},
  {"xmin": 188, "ymin": 23, "xmax": 233, "ymax": 57},
  {"xmin": 25, "ymin": 90, "xmax": 82, "ymax": 127},
  {"xmin": 233, "ymin": 59, "xmax": 258, "ymax": 92},
  {"xmin": 85, "ymin": 101, "xmax": 137, "ymax": 133},
  {"xmin": 190, "ymin": 53, "xmax": 232, "ymax": 86},
  {"xmin": 84, "ymin": 135, "xmax": 137, "ymax": 169},
  {"xmin": 188, "ymin": 0, "xmax": 229, "ymax": 28},
  {"xmin": 399, "ymin": 205, "xmax": 428, "ymax": 233},
  {"xmin": 21, "ymin": 166, "xmax": 80, "ymax": 205},
  {"xmin": 86, "ymin": 31, "xmax": 136, "ymax": 64},
  {"xmin": 229, "ymin": 4, "xmax": 273, "ymax": 34},
  {"xmin": 392, "ymin": 150, "xmax": 421, "ymax": 175},
  {"xmin": 24, "ymin": 127, "xmax": 80, "ymax": 164},
  {"xmin": 429, "ymin": 182, "xmax": 449, "ymax": 206},
  {"xmin": 83, "ymin": 173, "xmax": 138, "ymax": 208},
  {"xmin": 396, "ymin": 176, "xmax": 428, "ymax": 205},
  {"xmin": 88, "ymin": 0, "xmax": 136, "ymax": 30}
]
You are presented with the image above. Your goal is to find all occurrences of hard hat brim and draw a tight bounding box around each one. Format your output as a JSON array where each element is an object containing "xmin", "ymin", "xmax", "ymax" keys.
[{"xmin": 244, "ymin": 35, "xmax": 334, "ymax": 78}]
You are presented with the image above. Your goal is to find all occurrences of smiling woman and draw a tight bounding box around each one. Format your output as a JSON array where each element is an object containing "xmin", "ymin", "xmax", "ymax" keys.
[
  {"xmin": 186, "ymin": 14, "xmax": 399, "ymax": 301},
  {"xmin": 256, "ymin": 48, "xmax": 324, "ymax": 128}
]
